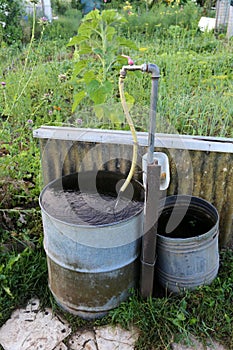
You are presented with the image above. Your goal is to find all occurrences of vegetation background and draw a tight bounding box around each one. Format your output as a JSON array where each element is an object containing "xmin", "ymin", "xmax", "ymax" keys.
[{"xmin": 0, "ymin": 0, "xmax": 232, "ymax": 349}]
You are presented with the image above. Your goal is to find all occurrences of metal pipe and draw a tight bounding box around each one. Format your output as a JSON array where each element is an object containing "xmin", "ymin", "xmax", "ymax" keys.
[
  {"xmin": 120, "ymin": 62, "xmax": 160, "ymax": 165},
  {"xmin": 140, "ymin": 63, "xmax": 160, "ymax": 298},
  {"xmin": 140, "ymin": 161, "xmax": 161, "ymax": 298},
  {"xmin": 118, "ymin": 62, "xmax": 161, "ymax": 298},
  {"xmin": 120, "ymin": 63, "xmax": 147, "ymax": 78},
  {"xmin": 147, "ymin": 64, "xmax": 160, "ymax": 164}
]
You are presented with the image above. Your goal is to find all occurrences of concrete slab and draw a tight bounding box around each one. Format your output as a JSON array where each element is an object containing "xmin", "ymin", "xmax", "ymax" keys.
[
  {"xmin": 172, "ymin": 335, "xmax": 227, "ymax": 350},
  {"xmin": 0, "ymin": 299, "xmax": 71, "ymax": 350},
  {"xmin": 54, "ymin": 343, "xmax": 68, "ymax": 350},
  {"xmin": 95, "ymin": 325, "xmax": 139, "ymax": 350},
  {"xmin": 68, "ymin": 325, "xmax": 139, "ymax": 350},
  {"xmin": 68, "ymin": 330, "xmax": 97, "ymax": 350},
  {"xmin": 0, "ymin": 299, "xmax": 227, "ymax": 350}
]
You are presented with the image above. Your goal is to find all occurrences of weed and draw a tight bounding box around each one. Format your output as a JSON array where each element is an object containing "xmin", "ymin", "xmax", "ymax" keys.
[{"xmin": 0, "ymin": 244, "xmax": 49, "ymax": 327}]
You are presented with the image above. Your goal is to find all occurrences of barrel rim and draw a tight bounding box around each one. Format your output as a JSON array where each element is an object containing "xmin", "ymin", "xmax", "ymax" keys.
[
  {"xmin": 157, "ymin": 194, "xmax": 219, "ymax": 242},
  {"xmin": 39, "ymin": 171, "xmax": 145, "ymax": 229}
]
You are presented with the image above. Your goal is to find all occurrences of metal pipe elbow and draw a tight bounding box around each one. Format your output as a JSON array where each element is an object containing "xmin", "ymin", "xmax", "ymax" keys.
[{"xmin": 146, "ymin": 63, "xmax": 160, "ymax": 78}]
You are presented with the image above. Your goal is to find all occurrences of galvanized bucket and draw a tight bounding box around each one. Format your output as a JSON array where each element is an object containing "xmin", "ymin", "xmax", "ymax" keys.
[
  {"xmin": 39, "ymin": 171, "xmax": 144, "ymax": 318},
  {"xmin": 156, "ymin": 195, "xmax": 219, "ymax": 293}
]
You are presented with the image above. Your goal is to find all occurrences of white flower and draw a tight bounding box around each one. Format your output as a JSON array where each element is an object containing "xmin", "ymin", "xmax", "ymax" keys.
[{"xmin": 0, "ymin": 21, "xmax": 6, "ymax": 28}]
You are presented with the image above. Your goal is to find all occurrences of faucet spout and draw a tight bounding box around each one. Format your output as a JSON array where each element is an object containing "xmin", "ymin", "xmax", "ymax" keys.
[
  {"xmin": 120, "ymin": 63, "xmax": 160, "ymax": 79},
  {"xmin": 120, "ymin": 63, "xmax": 147, "ymax": 78}
]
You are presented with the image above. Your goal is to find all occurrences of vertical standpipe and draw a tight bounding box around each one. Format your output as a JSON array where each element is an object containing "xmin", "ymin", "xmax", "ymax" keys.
[
  {"xmin": 119, "ymin": 63, "xmax": 161, "ymax": 298},
  {"xmin": 140, "ymin": 64, "xmax": 161, "ymax": 298},
  {"xmin": 147, "ymin": 64, "xmax": 160, "ymax": 164}
]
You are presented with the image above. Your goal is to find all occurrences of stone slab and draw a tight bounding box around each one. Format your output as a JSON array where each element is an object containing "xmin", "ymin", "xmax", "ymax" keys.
[{"xmin": 0, "ymin": 299, "xmax": 71, "ymax": 350}]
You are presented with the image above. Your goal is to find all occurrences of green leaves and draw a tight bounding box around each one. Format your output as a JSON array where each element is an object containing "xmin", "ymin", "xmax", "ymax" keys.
[
  {"xmin": 124, "ymin": 92, "xmax": 135, "ymax": 111},
  {"xmin": 101, "ymin": 9, "xmax": 127, "ymax": 26},
  {"xmin": 69, "ymin": 9, "xmax": 137, "ymax": 118},
  {"xmin": 94, "ymin": 103, "xmax": 124, "ymax": 124},
  {"xmin": 116, "ymin": 37, "xmax": 138, "ymax": 50},
  {"xmin": 68, "ymin": 35, "xmax": 89, "ymax": 46},
  {"xmin": 73, "ymin": 79, "xmax": 113, "ymax": 110},
  {"xmin": 73, "ymin": 60, "xmax": 88, "ymax": 76},
  {"xmin": 88, "ymin": 80, "xmax": 113, "ymax": 104},
  {"xmin": 82, "ymin": 8, "xmax": 101, "ymax": 22},
  {"xmin": 72, "ymin": 91, "xmax": 86, "ymax": 112},
  {"xmin": 0, "ymin": 254, "xmax": 22, "ymax": 299}
]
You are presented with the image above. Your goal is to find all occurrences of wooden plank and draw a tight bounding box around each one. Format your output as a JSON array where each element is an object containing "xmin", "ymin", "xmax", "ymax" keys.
[{"xmin": 33, "ymin": 126, "xmax": 233, "ymax": 153}]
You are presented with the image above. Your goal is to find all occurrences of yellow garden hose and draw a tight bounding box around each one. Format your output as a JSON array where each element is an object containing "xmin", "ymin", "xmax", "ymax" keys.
[{"xmin": 118, "ymin": 74, "xmax": 138, "ymax": 195}]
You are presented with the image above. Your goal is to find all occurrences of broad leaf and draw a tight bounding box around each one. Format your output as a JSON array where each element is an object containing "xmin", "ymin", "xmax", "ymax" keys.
[
  {"xmin": 7, "ymin": 254, "xmax": 21, "ymax": 270},
  {"xmin": 72, "ymin": 91, "xmax": 86, "ymax": 112},
  {"xmin": 86, "ymin": 79, "xmax": 100, "ymax": 95},
  {"xmin": 79, "ymin": 42, "xmax": 92, "ymax": 54},
  {"xmin": 83, "ymin": 70, "xmax": 96, "ymax": 84},
  {"xmin": 101, "ymin": 9, "xmax": 126, "ymax": 25},
  {"xmin": 105, "ymin": 26, "xmax": 116, "ymax": 42},
  {"xmin": 78, "ymin": 21, "xmax": 98, "ymax": 37},
  {"xmin": 73, "ymin": 60, "xmax": 88, "ymax": 77},
  {"xmin": 116, "ymin": 37, "xmax": 138, "ymax": 50},
  {"xmin": 67, "ymin": 35, "xmax": 89, "ymax": 46},
  {"xmin": 92, "ymin": 47, "xmax": 103, "ymax": 57},
  {"xmin": 89, "ymin": 81, "xmax": 113, "ymax": 104},
  {"xmin": 82, "ymin": 9, "xmax": 101, "ymax": 22},
  {"xmin": 93, "ymin": 104, "xmax": 105, "ymax": 120},
  {"xmin": 3, "ymin": 285, "xmax": 13, "ymax": 297},
  {"xmin": 90, "ymin": 86, "xmax": 107, "ymax": 104},
  {"xmin": 109, "ymin": 109, "xmax": 124, "ymax": 124},
  {"xmin": 124, "ymin": 92, "xmax": 135, "ymax": 111}
]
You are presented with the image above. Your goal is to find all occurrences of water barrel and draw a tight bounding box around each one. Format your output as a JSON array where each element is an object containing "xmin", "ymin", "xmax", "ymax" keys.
[
  {"xmin": 156, "ymin": 195, "xmax": 219, "ymax": 293},
  {"xmin": 39, "ymin": 171, "xmax": 144, "ymax": 318}
]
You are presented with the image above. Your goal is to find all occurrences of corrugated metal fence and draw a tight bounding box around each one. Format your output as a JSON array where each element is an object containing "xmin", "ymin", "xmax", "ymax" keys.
[{"xmin": 34, "ymin": 127, "xmax": 233, "ymax": 247}]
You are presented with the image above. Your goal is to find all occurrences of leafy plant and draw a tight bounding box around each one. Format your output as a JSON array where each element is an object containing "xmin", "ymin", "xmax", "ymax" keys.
[
  {"xmin": 68, "ymin": 9, "xmax": 137, "ymax": 123},
  {"xmin": 122, "ymin": 1, "xmax": 201, "ymax": 38},
  {"xmin": 0, "ymin": 5, "xmax": 50, "ymax": 121},
  {"xmin": 51, "ymin": 0, "xmax": 72, "ymax": 14},
  {"xmin": 0, "ymin": 0, "xmax": 24, "ymax": 45},
  {"xmin": 42, "ymin": 9, "xmax": 82, "ymax": 41},
  {"xmin": 0, "ymin": 245, "xmax": 48, "ymax": 326}
]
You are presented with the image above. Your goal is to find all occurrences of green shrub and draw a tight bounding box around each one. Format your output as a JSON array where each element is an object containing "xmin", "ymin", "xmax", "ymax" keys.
[
  {"xmin": 44, "ymin": 9, "xmax": 82, "ymax": 40},
  {"xmin": 121, "ymin": 1, "xmax": 201, "ymax": 37},
  {"xmin": 51, "ymin": 0, "xmax": 72, "ymax": 14},
  {"xmin": 0, "ymin": 0, "xmax": 24, "ymax": 45}
]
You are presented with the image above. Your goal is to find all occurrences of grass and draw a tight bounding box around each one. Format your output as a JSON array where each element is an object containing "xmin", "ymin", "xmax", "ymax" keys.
[
  {"xmin": 0, "ymin": 3, "xmax": 233, "ymax": 349},
  {"xmin": 0, "ymin": 238, "xmax": 232, "ymax": 349},
  {"xmin": 107, "ymin": 249, "xmax": 233, "ymax": 349}
]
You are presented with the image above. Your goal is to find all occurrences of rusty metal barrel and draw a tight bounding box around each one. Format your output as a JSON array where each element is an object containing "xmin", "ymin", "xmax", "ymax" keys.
[
  {"xmin": 156, "ymin": 195, "xmax": 219, "ymax": 293},
  {"xmin": 39, "ymin": 171, "xmax": 144, "ymax": 319}
]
